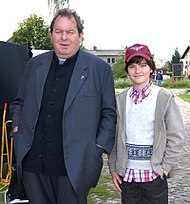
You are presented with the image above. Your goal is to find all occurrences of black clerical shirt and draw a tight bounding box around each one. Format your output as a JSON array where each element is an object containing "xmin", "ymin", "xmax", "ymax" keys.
[{"xmin": 23, "ymin": 51, "xmax": 78, "ymax": 175}]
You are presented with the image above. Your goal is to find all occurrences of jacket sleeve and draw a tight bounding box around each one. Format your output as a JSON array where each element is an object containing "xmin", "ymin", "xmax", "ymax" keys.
[
  {"xmin": 108, "ymin": 118, "xmax": 118, "ymax": 172},
  {"xmin": 96, "ymin": 65, "xmax": 117, "ymax": 154},
  {"xmin": 162, "ymin": 96, "xmax": 185, "ymax": 173},
  {"xmin": 9, "ymin": 62, "xmax": 30, "ymax": 130}
]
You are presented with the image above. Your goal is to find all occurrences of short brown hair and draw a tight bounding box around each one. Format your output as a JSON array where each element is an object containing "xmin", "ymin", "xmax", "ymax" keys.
[
  {"xmin": 50, "ymin": 8, "xmax": 84, "ymax": 34},
  {"xmin": 125, "ymin": 56, "xmax": 156, "ymax": 75}
]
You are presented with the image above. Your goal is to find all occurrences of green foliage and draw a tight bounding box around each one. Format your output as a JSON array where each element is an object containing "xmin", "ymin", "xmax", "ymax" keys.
[
  {"xmin": 162, "ymin": 79, "xmax": 190, "ymax": 88},
  {"xmin": 114, "ymin": 78, "xmax": 132, "ymax": 89},
  {"xmin": 164, "ymin": 48, "xmax": 182, "ymax": 73},
  {"xmin": 164, "ymin": 60, "xmax": 172, "ymax": 72},
  {"xmin": 171, "ymin": 48, "xmax": 182, "ymax": 63},
  {"xmin": 167, "ymin": 71, "xmax": 173, "ymax": 77},
  {"xmin": 88, "ymin": 167, "xmax": 120, "ymax": 203},
  {"xmin": 114, "ymin": 78, "xmax": 190, "ymax": 89},
  {"xmin": 178, "ymin": 93, "xmax": 190, "ymax": 103},
  {"xmin": 11, "ymin": 14, "xmax": 52, "ymax": 50},
  {"xmin": 112, "ymin": 56, "xmax": 127, "ymax": 79}
]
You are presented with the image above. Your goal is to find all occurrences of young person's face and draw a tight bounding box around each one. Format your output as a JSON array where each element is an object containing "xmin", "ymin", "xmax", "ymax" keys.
[
  {"xmin": 127, "ymin": 58, "xmax": 152, "ymax": 89},
  {"xmin": 51, "ymin": 15, "xmax": 83, "ymax": 59}
]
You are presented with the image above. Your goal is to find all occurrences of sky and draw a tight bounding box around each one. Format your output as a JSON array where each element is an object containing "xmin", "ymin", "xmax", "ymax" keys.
[{"xmin": 0, "ymin": 0, "xmax": 190, "ymax": 60}]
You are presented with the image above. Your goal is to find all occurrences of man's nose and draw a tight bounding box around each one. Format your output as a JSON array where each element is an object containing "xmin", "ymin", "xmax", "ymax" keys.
[{"xmin": 61, "ymin": 32, "xmax": 67, "ymax": 40}]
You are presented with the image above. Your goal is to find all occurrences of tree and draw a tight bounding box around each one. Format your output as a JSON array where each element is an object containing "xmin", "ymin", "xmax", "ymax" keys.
[
  {"xmin": 112, "ymin": 56, "xmax": 127, "ymax": 80},
  {"xmin": 171, "ymin": 47, "xmax": 182, "ymax": 64},
  {"xmin": 48, "ymin": 0, "xmax": 70, "ymax": 17},
  {"xmin": 165, "ymin": 48, "xmax": 182, "ymax": 73},
  {"xmin": 11, "ymin": 14, "xmax": 52, "ymax": 50},
  {"xmin": 164, "ymin": 60, "xmax": 172, "ymax": 73}
]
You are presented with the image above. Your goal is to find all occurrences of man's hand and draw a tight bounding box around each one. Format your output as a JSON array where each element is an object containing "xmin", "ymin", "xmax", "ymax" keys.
[
  {"xmin": 13, "ymin": 126, "xmax": 18, "ymax": 133},
  {"xmin": 111, "ymin": 172, "xmax": 122, "ymax": 192}
]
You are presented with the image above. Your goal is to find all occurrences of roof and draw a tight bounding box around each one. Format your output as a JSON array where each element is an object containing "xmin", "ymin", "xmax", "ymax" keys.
[
  {"xmin": 181, "ymin": 45, "xmax": 190, "ymax": 59},
  {"xmin": 86, "ymin": 49, "xmax": 124, "ymax": 56}
]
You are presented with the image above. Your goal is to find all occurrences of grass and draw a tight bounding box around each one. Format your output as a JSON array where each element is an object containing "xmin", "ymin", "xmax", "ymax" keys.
[
  {"xmin": 0, "ymin": 189, "xmax": 5, "ymax": 204},
  {"xmin": 0, "ymin": 183, "xmax": 8, "ymax": 203},
  {"xmin": 88, "ymin": 168, "xmax": 120, "ymax": 203},
  {"xmin": 177, "ymin": 93, "xmax": 190, "ymax": 103},
  {"xmin": 162, "ymin": 79, "xmax": 190, "ymax": 88}
]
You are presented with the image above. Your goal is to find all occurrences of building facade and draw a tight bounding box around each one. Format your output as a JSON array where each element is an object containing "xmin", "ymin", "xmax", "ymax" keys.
[
  {"xmin": 87, "ymin": 46, "xmax": 124, "ymax": 67},
  {"xmin": 181, "ymin": 45, "xmax": 190, "ymax": 78}
]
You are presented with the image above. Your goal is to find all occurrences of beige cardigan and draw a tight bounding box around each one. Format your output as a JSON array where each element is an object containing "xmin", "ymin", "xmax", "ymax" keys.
[{"xmin": 108, "ymin": 87, "xmax": 185, "ymax": 178}]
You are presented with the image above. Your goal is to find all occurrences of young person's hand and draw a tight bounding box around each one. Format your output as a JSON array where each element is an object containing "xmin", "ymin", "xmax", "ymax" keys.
[
  {"xmin": 111, "ymin": 172, "xmax": 122, "ymax": 192},
  {"xmin": 163, "ymin": 169, "xmax": 169, "ymax": 177}
]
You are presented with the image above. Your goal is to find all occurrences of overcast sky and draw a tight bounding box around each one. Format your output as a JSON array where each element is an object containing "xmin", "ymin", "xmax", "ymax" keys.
[{"xmin": 0, "ymin": 0, "xmax": 189, "ymax": 60}]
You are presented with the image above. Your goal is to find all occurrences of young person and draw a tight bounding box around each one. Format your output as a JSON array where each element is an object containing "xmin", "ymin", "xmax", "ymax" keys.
[{"xmin": 108, "ymin": 43, "xmax": 184, "ymax": 204}]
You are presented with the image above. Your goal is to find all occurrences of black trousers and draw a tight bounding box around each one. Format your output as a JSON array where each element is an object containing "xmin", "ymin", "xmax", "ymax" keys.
[
  {"xmin": 120, "ymin": 176, "xmax": 168, "ymax": 204},
  {"xmin": 23, "ymin": 171, "xmax": 88, "ymax": 204}
]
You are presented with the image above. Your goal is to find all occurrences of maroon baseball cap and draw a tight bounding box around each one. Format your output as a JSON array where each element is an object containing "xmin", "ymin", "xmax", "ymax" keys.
[{"xmin": 125, "ymin": 43, "xmax": 152, "ymax": 62}]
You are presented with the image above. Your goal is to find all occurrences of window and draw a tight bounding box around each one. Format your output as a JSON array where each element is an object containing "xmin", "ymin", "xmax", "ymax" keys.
[
  {"xmin": 107, "ymin": 58, "xmax": 110, "ymax": 63},
  {"xmin": 112, "ymin": 58, "xmax": 115, "ymax": 64}
]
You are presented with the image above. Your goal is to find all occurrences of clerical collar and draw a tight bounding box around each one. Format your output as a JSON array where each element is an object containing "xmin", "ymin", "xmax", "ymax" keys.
[
  {"xmin": 54, "ymin": 49, "xmax": 79, "ymax": 66},
  {"xmin": 58, "ymin": 58, "xmax": 66, "ymax": 65}
]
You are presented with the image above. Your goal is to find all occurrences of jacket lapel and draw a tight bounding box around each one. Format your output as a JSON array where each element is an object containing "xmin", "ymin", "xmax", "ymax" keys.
[
  {"xmin": 36, "ymin": 51, "xmax": 53, "ymax": 108},
  {"xmin": 64, "ymin": 51, "xmax": 88, "ymax": 113}
]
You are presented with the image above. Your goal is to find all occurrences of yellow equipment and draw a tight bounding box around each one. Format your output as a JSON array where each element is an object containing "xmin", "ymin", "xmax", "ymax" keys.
[{"xmin": 0, "ymin": 103, "xmax": 13, "ymax": 193}]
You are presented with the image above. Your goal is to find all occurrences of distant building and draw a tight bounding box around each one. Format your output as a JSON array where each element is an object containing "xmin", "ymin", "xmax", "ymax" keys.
[
  {"xmin": 31, "ymin": 46, "xmax": 125, "ymax": 67},
  {"xmin": 32, "ymin": 49, "xmax": 49, "ymax": 57},
  {"xmin": 86, "ymin": 46, "xmax": 124, "ymax": 66},
  {"xmin": 181, "ymin": 45, "xmax": 190, "ymax": 78}
]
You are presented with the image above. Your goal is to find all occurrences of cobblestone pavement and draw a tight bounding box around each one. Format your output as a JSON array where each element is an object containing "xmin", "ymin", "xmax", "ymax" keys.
[
  {"xmin": 168, "ymin": 91, "xmax": 190, "ymax": 203},
  {"xmin": 99, "ymin": 89, "xmax": 190, "ymax": 204}
]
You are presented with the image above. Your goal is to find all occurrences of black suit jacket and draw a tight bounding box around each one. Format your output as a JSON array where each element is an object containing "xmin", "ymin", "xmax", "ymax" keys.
[{"xmin": 10, "ymin": 49, "xmax": 117, "ymax": 193}]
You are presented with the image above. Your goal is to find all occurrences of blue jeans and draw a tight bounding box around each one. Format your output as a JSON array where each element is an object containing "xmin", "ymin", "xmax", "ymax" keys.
[{"xmin": 156, "ymin": 80, "xmax": 162, "ymax": 87}]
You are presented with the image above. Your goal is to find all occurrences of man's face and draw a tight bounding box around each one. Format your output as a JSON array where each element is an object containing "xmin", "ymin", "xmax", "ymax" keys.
[{"xmin": 51, "ymin": 15, "xmax": 83, "ymax": 59}]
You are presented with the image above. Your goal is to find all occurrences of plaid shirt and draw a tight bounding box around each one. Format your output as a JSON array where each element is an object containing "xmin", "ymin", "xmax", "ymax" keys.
[
  {"xmin": 129, "ymin": 81, "xmax": 153, "ymax": 104},
  {"xmin": 125, "ymin": 81, "xmax": 159, "ymax": 182},
  {"xmin": 124, "ymin": 168, "xmax": 159, "ymax": 183}
]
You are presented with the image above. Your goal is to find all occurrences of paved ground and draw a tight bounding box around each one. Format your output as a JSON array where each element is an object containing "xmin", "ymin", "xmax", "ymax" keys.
[
  {"xmin": 168, "ymin": 92, "xmax": 190, "ymax": 203},
  {"xmin": 100, "ymin": 89, "xmax": 190, "ymax": 204}
]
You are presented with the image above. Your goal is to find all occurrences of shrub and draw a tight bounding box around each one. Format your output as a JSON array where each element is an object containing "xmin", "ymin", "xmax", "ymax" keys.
[
  {"xmin": 114, "ymin": 78, "xmax": 132, "ymax": 89},
  {"xmin": 162, "ymin": 79, "xmax": 190, "ymax": 88}
]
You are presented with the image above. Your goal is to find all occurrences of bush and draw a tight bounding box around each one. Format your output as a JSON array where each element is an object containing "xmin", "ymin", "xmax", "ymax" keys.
[
  {"xmin": 162, "ymin": 79, "xmax": 190, "ymax": 88},
  {"xmin": 114, "ymin": 78, "xmax": 190, "ymax": 89},
  {"xmin": 114, "ymin": 78, "xmax": 132, "ymax": 89}
]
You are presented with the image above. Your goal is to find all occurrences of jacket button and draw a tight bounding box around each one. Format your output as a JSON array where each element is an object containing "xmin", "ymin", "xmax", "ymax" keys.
[
  {"xmin": 38, "ymin": 154, "xmax": 43, "ymax": 158},
  {"xmin": 41, "ymin": 140, "xmax": 45, "ymax": 144}
]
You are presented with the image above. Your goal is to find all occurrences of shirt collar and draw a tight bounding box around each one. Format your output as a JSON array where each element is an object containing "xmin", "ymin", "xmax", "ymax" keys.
[{"xmin": 129, "ymin": 81, "xmax": 153, "ymax": 104}]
